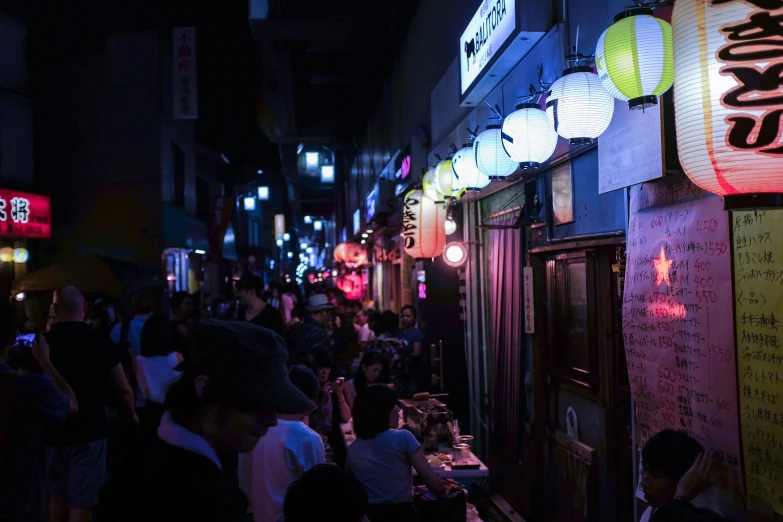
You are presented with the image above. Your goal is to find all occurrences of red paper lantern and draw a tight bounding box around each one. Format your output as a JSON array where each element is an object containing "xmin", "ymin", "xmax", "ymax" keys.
[
  {"xmin": 333, "ymin": 243, "xmax": 348, "ymax": 263},
  {"xmin": 343, "ymin": 244, "xmax": 367, "ymax": 267},
  {"xmin": 673, "ymin": 0, "xmax": 783, "ymax": 209},
  {"xmin": 402, "ymin": 189, "xmax": 446, "ymax": 259}
]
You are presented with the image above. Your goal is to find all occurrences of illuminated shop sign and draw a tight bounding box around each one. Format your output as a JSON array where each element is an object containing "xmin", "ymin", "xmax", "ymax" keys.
[
  {"xmin": 460, "ymin": 0, "xmax": 517, "ymax": 95},
  {"xmin": 0, "ymin": 189, "xmax": 52, "ymax": 239}
]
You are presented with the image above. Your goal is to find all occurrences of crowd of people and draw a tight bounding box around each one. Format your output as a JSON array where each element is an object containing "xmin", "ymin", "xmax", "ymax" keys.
[
  {"xmin": 0, "ymin": 272, "xmax": 736, "ymax": 522},
  {"xmin": 0, "ymin": 274, "xmax": 449, "ymax": 522}
]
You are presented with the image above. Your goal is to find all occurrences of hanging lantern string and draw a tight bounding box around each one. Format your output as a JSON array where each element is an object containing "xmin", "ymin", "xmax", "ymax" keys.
[
  {"xmin": 484, "ymin": 101, "xmax": 504, "ymax": 121},
  {"xmin": 450, "ymin": 143, "xmax": 458, "ymax": 154},
  {"xmin": 565, "ymin": 24, "xmax": 594, "ymax": 69},
  {"xmin": 630, "ymin": 0, "xmax": 674, "ymax": 7},
  {"xmin": 465, "ymin": 126, "xmax": 480, "ymax": 139}
]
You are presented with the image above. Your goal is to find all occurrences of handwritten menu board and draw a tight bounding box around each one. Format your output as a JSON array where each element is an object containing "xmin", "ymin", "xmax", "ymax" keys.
[
  {"xmin": 624, "ymin": 177, "xmax": 742, "ymax": 490},
  {"xmin": 733, "ymin": 209, "xmax": 783, "ymax": 514}
]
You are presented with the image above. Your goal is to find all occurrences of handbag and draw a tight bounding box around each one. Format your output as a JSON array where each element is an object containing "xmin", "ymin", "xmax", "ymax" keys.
[{"xmin": 414, "ymin": 478, "xmax": 467, "ymax": 522}]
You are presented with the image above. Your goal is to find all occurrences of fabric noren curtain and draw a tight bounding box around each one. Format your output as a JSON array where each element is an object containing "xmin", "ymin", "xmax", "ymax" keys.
[{"xmin": 488, "ymin": 226, "xmax": 523, "ymax": 458}]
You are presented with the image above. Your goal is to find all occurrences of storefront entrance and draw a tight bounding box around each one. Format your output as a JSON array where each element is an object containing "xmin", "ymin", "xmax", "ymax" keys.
[{"xmin": 530, "ymin": 244, "xmax": 632, "ymax": 522}]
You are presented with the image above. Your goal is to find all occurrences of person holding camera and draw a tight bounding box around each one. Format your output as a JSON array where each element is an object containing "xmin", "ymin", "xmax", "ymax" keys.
[{"xmin": 0, "ymin": 299, "xmax": 78, "ymax": 522}]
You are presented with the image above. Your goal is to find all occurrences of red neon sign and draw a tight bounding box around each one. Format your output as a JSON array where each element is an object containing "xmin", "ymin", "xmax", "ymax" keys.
[{"xmin": 0, "ymin": 189, "xmax": 52, "ymax": 239}]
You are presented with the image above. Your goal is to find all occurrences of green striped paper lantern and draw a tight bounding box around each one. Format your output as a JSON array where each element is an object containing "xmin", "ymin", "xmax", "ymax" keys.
[{"xmin": 595, "ymin": 8, "xmax": 673, "ymax": 110}]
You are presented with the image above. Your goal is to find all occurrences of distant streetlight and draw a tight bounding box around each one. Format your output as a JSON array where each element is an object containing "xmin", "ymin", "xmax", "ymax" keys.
[
  {"xmin": 300, "ymin": 242, "xmax": 308, "ymax": 249},
  {"xmin": 304, "ymin": 215, "xmax": 313, "ymax": 224},
  {"xmin": 258, "ymin": 186, "xmax": 270, "ymax": 200},
  {"xmin": 283, "ymin": 233, "xmax": 290, "ymax": 241},
  {"xmin": 314, "ymin": 220, "xmax": 323, "ymax": 231},
  {"xmin": 276, "ymin": 239, "xmax": 283, "ymax": 247},
  {"xmin": 305, "ymin": 152, "xmax": 319, "ymax": 168},
  {"xmin": 243, "ymin": 197, "xmax": 256, "ymax": 211},
  {"xmin": 287, "ymin": 252, "xmax": 294, "ymax": 258},
  {"xmin": 321, "ymin": 165, "xmax": 335, "ymax": 183}
]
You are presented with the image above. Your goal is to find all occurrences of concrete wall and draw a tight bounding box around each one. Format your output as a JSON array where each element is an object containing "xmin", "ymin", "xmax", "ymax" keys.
[
  {"xmin": 39, "ymin": 30, "xmax": 196, "ymax": 268},
  {"xmin": 0, "ymin": 12, "xmax": 33, "ymax": 186}
]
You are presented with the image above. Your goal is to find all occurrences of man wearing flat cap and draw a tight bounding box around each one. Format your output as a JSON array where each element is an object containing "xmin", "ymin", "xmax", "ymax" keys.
[
  {"xmin": 100, "ymin": 320, "xmax": 315, "ymax": 522},
  {"xmin": 286, "ymin": 294, "xmax": 334, "ymax": 368}
]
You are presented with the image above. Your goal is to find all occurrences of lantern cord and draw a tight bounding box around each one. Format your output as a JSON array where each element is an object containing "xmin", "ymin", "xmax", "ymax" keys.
[
  {"xmin": 484, "ymin": 101, "xmax": 504, "ymax": 120},
  {"xmin": 434, "ymin": 153, "xmax": 442, "ymax": 161},
  {"xmin": 466, "ymin": 126, "xmax": 480, "ymax": 138},
  {"xmin": 450, "ymin": 143, "xmax": 458, "ymax": 154},
  {"xmin": 631, "ymin": 0, "xmax": 674, "ymax": 7}
]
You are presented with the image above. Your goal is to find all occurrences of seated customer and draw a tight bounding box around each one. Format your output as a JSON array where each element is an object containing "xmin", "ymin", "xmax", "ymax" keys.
[
  {"xmin": 346, "ymin": 385, "xmax": 446, "ymax": 522},
  {"xmin": 284, "ymin": 464, "xmax": 369, "ymax": 522},
  {"xmin": 344, "ymin": 351, "xmax": 388, "ymax": 411},
  {"xmin": 238, "ymin": 365, "xmax": 325, "ymax": 522},
  {"xmin": 640, "ymin": 430, "xmax": 743, "ymax": 522}
]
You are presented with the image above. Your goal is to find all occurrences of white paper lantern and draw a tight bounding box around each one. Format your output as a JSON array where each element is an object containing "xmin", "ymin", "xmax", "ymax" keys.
[
  {"xmin": 546, "ymin": 67, "xmax": 615, "ymax": 145},
  {"xmin": 452, "ymin": 145, "xmax": 490, "ymax": 191},
  {"xmin": 403, "ymin": 189, "xmax": 446, "ymax": 259},
  {"xmin": 433, "ymin": 159, "xmax": 461, "ymax": 199},
  {"xmin": 422, "ymin": 167, "xmax": 445, "ymax": 203},
  {"xmin": 474, "ymin": 125, "xmax": 519, "ymax": 180},
  {"xmin": 595, "ymin": 8, "xmax": 674, "ymax": 110},
  {"xmin": 501, "ymin": 103, "xmax": 559, "ymax": 170},
  {"xmin": 673, "ymin": 0, "xmax": 783, "ymax": 208}
]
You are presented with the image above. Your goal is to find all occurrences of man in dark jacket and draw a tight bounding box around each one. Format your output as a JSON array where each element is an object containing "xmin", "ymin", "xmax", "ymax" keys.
[{"xmin": 100, "ymin": 320, "xmax": 316, "ymax": 522}]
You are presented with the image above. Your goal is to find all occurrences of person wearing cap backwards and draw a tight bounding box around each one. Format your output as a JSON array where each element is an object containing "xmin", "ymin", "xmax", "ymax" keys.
[{"xmin": 98, "ymin": 320, "xmax": 315, "ymax": 522}]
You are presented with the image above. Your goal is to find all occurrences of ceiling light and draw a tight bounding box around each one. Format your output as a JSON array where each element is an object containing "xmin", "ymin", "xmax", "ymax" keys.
[
  {"xmin": 314, "ymin": 220, "xmax": 323, "ymax": 231},
  {"xmin": 257, "ymin": 169, "xmax": 264, "ymax": 174},
  {"xmin": 306, "ymin": 247, "xmax": 313, "ymax": 253},
  {"xmin": 194, "ymin": 249, "xmax": 207, "ymax": 255},
  {"xmin": 243, "ymin": 197, "xmax": 256, "ymax": 211},
  {"xmin": 304, "ymin": 215, "xmax": 313, "ymax": 224},
  {"xmin": 287, "ymin": 252, "xmax": 294, "ymax": 258},
  {"xmin": 300, "ymin": 242, "xmax": 308, "ymax": 249},
  {"xmin": 366, "ymin": 229, "xmax": 374, "ymax": 233},
  {"xmin": 258, "ymin": 186, "xmax": 270, "ymax": 200},
  {"xmin": 321, "ymin": 165, "xmax": 335, "ymax": 183},
  {"xmin": 276, "ymin": 239, "xmax": 283, "ymax": 247},
  {"xmin": 305, "ymin": 152, "xmax": 319, "ymax": 167},
  {"xmin": 283, "ymin": 233, "xmax": 290, "ymax": 241},
  {"xmin": 361, "ymin": 233, "xmax": 368, "ymax": 238}
]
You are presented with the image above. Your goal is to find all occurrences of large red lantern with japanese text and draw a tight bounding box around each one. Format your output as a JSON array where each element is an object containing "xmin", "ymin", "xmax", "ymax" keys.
[
  {"xmin": 673, "ymin": 0, "xmax": 783, "ymax": 209},
  {"xmin": 403, "ymin": 189, "xmax": 446, "ymax": 259}
]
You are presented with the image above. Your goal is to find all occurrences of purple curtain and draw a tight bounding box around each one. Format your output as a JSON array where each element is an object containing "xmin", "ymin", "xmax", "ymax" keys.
[{"xmin": 488, "ymin": 226, "xmax": 523, "ymax": 458}]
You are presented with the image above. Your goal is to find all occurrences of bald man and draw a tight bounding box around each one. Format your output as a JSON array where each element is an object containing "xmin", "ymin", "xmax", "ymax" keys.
[{"xmin": 44, "ymin": 287, "xmax": 137, "ymax": 522}]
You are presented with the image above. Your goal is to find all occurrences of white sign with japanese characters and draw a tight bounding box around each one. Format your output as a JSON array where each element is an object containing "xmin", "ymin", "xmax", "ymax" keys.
[{"xmin": 173, "ymin": 27, "xmax": 198, "ymax": 119}]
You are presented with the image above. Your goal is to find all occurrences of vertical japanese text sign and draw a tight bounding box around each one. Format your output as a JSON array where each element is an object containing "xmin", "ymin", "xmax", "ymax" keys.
[
  {"xmin": 523, "ymin": 266, "xmax": 535, "ymax": 334},
  {"xmin": 173, "ymin": 27, "xmax": 198, "ymax": 119}
]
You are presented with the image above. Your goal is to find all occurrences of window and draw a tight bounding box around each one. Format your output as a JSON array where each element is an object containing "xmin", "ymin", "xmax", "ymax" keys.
[
  {"xmin": 171, "ymin": 142, "xmax": 185, "ymax": 208},
  {"xmin": 547, "ymin": 251, "xmax": 599, "ymax": 391}
]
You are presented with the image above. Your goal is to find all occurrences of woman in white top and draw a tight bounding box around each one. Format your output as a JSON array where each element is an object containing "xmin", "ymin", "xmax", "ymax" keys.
[
  {"xmin": 133, "ymin": 316, "xmax": 183, "ymax": 433},
  {"xmin": 346, "ymin": 386, "xmax": 447, "ymax": 522}
]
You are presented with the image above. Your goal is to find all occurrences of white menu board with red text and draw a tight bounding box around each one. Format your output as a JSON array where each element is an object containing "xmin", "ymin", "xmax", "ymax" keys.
[{"xmin": 623, "ymin": 177, "xmax": 742, "ymax": 491}]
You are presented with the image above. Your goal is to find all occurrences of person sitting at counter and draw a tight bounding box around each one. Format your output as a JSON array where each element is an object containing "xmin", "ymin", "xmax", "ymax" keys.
[
  {"xmin": 640, "ymin": 430, "xmax": 744, "ymax": 522},
  {"xmin": 344, "ymin": 351, "xmax": 389, "ymax": 411},
  {"xmin": 346, "ymin": 385, "xmax": 446, "ymax": 522}
]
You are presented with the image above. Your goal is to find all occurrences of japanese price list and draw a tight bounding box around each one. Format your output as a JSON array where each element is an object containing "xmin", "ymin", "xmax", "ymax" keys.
[
  {"xmin": 623, "ymin": 186, "xmax": 742, "ymax": 491},
  {"xmin": 733, "ymin": 210, "xmax": 783, "ymax": 514}
]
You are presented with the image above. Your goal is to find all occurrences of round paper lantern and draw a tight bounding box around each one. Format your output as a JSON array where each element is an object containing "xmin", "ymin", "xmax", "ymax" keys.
[
  {"xmin": 12, "ymin": 248, "xmax": 29, "ymax": 264},
  {"xmin": 0, "ymin": 247, "xmax": 12, "ymax": 263},
  {"xmin": 673, "ymin": 1, "xmax": 783, "ymax": 208},
  {"xmin": 474, "ymin": 125, "xmax": 519, "ymax": 180},
  {"xmin": 333, "ymin": 243, "xmax": 348, "ymax": 263},
  {"xmin": 432, "ymin": 159, "xmax": 460, "ymax": 199},
  {"xmin": 546, "ymin": 67, "xmax": 615, "ymax": 145},
  {"xmin": 501, "ymin": 103, "xmax": 559, "ymax": 170},
  {"xmin": 343, "ymin": 244, "xmax": 367, "ymax": 267},
  {"xmin": 423, "ymin": 168, "xmax": 445, "ymax": 203},
  {"xmin": 452, "ymin": 145, "xmax": 490, "ymax": 191},
  {"xmin": 595, "ymin": 7, "xmax": 673, "ymax": 110},
  {"xmin": 403, "ymin": 189, "xmax": 446, "ymax": 259}
]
